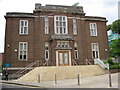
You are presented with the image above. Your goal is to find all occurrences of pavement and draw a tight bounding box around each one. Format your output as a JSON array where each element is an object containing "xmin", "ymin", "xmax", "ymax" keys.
[{"xmin": 0, "ymin": 73, "xmax": 119, "ymax": 88}]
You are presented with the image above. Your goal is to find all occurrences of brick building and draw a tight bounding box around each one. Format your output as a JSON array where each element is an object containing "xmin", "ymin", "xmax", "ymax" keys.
[{"xmin": 4, "ymin": 4, "xmax": 109, "ymax": 70}]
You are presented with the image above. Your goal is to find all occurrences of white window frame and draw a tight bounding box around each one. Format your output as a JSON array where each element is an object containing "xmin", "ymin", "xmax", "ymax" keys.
[
  {"xmin": 19, "ymin": 20, "xmax": 28, "ymax": 34},
  {"xmin": 74, "ymin": 42, "xmax": 79, "ymax": 59},
  {"xmin": 18, "ymin": 42, "xmax": 28, "ymax": 60},
  {"xmin": 91, "ymin": 43, "xmax": 100, "ymax": 59},
  {"xmin": 57, "ymin": 41, "xmax": 70, "ymax": 48},
  {"xmin": 89, "ymin": 23, "xmax": 98, "ymax": 36},
  {"xmin": 73, "ymin": 18, "xmax": 77, "ymax": 35},
  {"xmin": 45, "ymin": 42, "xmax": 49, "ymax": 60},
  {"xmin": 54, "ymin": 16, "xmax": 68, "ymax": 34},
  {"xmin": 45, "ymin": 16, "xmax": 49, "ymax": 34},
  {"xmin": 74, "ymin": 50, "xmax": 78, "ymax": 59}
]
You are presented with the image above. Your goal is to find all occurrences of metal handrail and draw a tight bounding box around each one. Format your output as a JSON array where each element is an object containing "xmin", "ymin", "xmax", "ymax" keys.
[
  {"xmin": 85, "ymin": 59, "xmax": 98, "ymax": 73},
  {"xmin": 43, "ymin": 60, "xmax": 50, "ymax": 66},
  {"xmin": 94, "ymin": 58, "xmax": 109, "ymax": 69},
  {"xmin": 85, "ymin": 59, "xmax": 92, "ymax": 65},
  {"xmin": 10, "ymin": 60, "xmax": 42, "ymax": 78},
  {"xmin": 72, "ymin": 59, "xmax": 78, "ymax": 66}
]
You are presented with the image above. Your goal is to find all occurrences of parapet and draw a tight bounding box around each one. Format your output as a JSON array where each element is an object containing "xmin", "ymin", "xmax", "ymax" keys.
[{"xmin": 34, "ymin": 3, "xmax": 85, "ymax": 14}]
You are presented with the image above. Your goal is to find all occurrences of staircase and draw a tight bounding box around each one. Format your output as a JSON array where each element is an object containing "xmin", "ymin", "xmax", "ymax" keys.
[
  {"xmin": 10, "ymin": 60, "xmax": 43, "ymax": 79},
  {"xmin": 17, "ymin": 65, "xmax": 105, "ymax": 82},
  {"xmin": 94, "ymin": 58, "xmax": 109, "ymax": 70}
]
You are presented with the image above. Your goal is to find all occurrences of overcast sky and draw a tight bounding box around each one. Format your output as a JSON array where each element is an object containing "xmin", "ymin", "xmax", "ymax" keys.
[{"xmin": 0, "ymin": 0, "xmax": 119, "ymax": 53}]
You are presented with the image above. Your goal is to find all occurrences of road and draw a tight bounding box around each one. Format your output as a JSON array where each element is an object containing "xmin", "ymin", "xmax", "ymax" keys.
[{"xmin": 0, "ymin": 82, "xmax": 41, "ymax": 89}]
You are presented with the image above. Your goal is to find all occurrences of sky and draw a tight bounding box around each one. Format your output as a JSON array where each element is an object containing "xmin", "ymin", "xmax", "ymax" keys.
[{"xmin": 0, "ymin": 0, "xmax": 119, "ymax": 53}]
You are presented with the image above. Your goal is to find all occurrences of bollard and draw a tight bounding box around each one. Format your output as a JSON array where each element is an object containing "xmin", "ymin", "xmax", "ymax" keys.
[
  {"xmin": 55, "ymin": 74, "xmax": 57, "ymax": 84},
  {"xmin": 38, "ymin": 74, "xmax": 40, "ymax": 83},
  {"xmin": 109, "ymin": 72, "xmax": 112, "ymax": 87},
  {"xmin": 107, "ymin": 63, "xmax": 112, "ymax": 87},
  {"xmin": 77, "ymin": 74, "xmax": 80, "ymax": 85}
]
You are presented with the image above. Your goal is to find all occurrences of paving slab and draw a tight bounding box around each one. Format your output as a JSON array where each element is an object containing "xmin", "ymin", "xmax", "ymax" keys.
[{"xmin": 0, "ymin": 73, "xmax": 119, "ymax": 88}]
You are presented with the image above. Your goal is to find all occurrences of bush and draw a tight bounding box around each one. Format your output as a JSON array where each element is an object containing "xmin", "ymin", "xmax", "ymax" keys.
[
  {"xmin": 107, "ymin": 57, "xmax": 114, "ymax": 65},
  {"xmin": 109, "ymin": 64, "xmax": 120, "ymax": 69}
]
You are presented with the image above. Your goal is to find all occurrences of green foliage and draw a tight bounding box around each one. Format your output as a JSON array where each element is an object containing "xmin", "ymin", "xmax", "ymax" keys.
[
  {"xmin": 109, "ymin": 64, "xmax": 120, "ymax": 69},
  {"xmin": 107, "ymin": 57, "xmax": 114, "ymax": 65},
  {"xmin": 109, "ymin": 39, "xmax": 120, "ymax": 57},
  {"xmin": 111, "ymin": 19, "xmax": 120, "ymax": 34},
  {"xmin": 107, "ymin": 24, "xmax": 112, "ymax": 31}
]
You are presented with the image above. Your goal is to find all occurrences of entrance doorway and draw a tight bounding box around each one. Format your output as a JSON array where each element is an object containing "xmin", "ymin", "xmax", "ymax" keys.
[{"xmin": 58, "ymin": 51, "xmax": 69, "ymax": 66}]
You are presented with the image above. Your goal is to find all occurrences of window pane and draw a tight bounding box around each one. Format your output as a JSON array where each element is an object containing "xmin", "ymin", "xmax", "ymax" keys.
[
  {"xmin": 93, "ymin": 24, "xmax": 96, "ymax": 29},
  {"xmin": 46, "ymin": 51, "xmax": 48, "ymax": 59},
  {"xmin": 59, "ymin": 17, "xmax": 62, "ymax": 20},
  {"xmin": 23, "ymin": 55, "xmax": 26, "ymax": 59},
  {"xmin": 63, "ymin": 28, "xmax": 66, "ymax": 34},
  {"xmin": 21, "ymin": 27, "xmax": 24, "ymax": 34},
  {"xmin": 75, "ymin": 50, "xmax": 78, "ymax": 59},
  {"xmin": 56, "ymin": 21, "xmax": 59, "ymax": 26},
  {"xmin": 93, "ymin": 51, "xmax": 95, "ymax": 58},
  {"xmin": 21, "ymin": 21, "xmax": 24, "ymax": 26},
  {"xmin": 96, "ymin": 51, "xmax": 98, "ymax": 58},
  {"xmin": 56, "ymin": 17, "xmax": 58, "ymax": 20},
  {"xmin": 20, "ymin": 51, "xmax": 23, "ymax": 55},
  {"xmin": 24, "ymin": 27, "xmax": 27, "ymax": 34},
  {"xmin": 60, "ymin": 22, "xmax": 62, "ymax": 26},
  {"xmin": 60, "ymin": 27, "xmax": 62, "ymax": 33},
  {"xmin": 63, "ymin": 22, "xmax": 66, "ymax": 26},
  {"xmin": 20, "ymin": 55, "xmax": 23, "ymax": 59},
  {"xmin": 64, "ymin": 53, "xmax": 68, "ymax": 64},
  {"xmin": 24, "ymin": 51, "xmax": 27, "ymax": 55},
  {"xmin": 59, "ymin": 53, "xmax": 63, "ymax": 64},
  {"xmin": 63, "ymin": 17, "xmax": 65, "ymax": 20},
  {"xmin": 56, "ymin": 27, "xmax": 59, "ymax": 33},
  {"xmin": 90, "ymin": 24, "xmax": 93, "ymax": 29},
  {"xmin": 24, "ymin": 43, "xmax": 27, "ymax": 50},
  {"xmin": 20, "ymin": 44, "xmax": 23, "ymax": 50},
  {"xmin": 25, "ymin": 21, "xmax": 28, "ymax": 26}
]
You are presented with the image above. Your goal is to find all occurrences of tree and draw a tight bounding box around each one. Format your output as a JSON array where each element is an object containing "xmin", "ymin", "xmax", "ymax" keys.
[
  {"xmin": 72, "ymin": 2, "xmax": 79, "ymax": 7},
  {"xmin": 111, "ymin": 19, "xmax": 120, "ymax": 34},
  {"xmin": 107, "ymin": 24, "xmax": 112, "ymax": 31},
  {"xmin": 109, "ymin": 38, "xmax": 120, "ymax": 57}
]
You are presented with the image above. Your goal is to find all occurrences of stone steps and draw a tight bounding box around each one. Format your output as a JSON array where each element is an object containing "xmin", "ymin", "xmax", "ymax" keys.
[{"xmin": 17, "ymin": 65, "xmax": 105, "ymax": 82}]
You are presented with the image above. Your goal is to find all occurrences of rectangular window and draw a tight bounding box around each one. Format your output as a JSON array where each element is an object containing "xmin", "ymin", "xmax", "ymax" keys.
[
  {"xmin": 19, "ymin": 20, "xmax": 28, "ymax": 34},
  {"xmin": 54, "ymin": 16, "xmax": 67, "ymax": 34},
  {"xmin": 91, "ymin": 43, "xmax": 99, "ymax": 59},
  {"xmin": 57, "ymin": 41, "xmax": 69, "ymax": 48},
  {"xmin": 45, "ymin": 42, "xmax": 49, "ymax": 60},
  {"xmin": 45, "ymin": 16, "xmax": 49, "ymax": 34},
  {"xmin": 19, "ymin": 42, "xmax": 28, "ymax": 60},
  {"xmin": 74, "ymin": 42, "xmax": 78, "ymax": 59},
  {"xmin": 73, "ymin": 18, "xmax": 77, "ymax": 35},
  {"xmin": 90, "ymin": 23, "xmax": 97, "ymax": 36}
]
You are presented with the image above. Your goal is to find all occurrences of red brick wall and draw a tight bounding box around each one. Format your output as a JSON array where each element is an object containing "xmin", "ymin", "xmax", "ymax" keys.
[{"xmin": 4, "ymin": 12, "xmax": 109, "ymax": 67}]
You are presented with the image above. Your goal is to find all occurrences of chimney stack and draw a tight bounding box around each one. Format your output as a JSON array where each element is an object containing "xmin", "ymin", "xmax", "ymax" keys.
[{"xmin": 35, "ymin": 3, "xmax": 42, "ymax": 9}]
